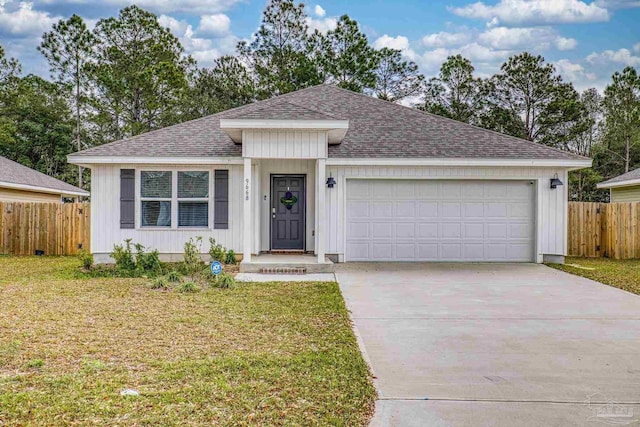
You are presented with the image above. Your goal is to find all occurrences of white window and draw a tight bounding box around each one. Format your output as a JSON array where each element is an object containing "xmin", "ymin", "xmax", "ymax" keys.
[
  {"xmin": 140, "ymin": 171, "xmax": 210, "ymax": 228},
  {"xmin": 141, "ymin": 171, "xmax": 172, "ymax": 227},
  {"xmin": 178, "ymin": 171, "xmax": 209, "ymax": 227}
]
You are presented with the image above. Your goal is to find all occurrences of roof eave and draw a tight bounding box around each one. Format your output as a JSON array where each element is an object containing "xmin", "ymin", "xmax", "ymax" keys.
[
  {"xmin": 219, "ymin": 119, "xmax": 349, "ymax": 143},
  {"xmin": 0, "ymin": 181, "xmax": 89, "ymax": 197},
  {"xmin": 597, "ymin": 178, "xmax": 640, "ymax": 189},
  {"xmin": 67, "ymin": 155, "xmax": 244, "ymax": 167},
  {"xmin": 326, "ymin": 158, "xmax": 593, "ymax": 169}
]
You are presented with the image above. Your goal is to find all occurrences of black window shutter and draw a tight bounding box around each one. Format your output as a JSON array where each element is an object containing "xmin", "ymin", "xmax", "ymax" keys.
[
  {"xmin": 214, "ymin": 170, "xmax": 229, "ymax": 229},
  {"xmin": 120, "ymin": 169, "xmax": 135, "ymax": 229}
]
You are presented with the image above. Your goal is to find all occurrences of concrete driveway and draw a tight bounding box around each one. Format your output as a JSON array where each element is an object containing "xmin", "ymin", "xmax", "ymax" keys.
[{"xmin": 336, "ymin": 263, "xmax": 640, "ymax": 427}]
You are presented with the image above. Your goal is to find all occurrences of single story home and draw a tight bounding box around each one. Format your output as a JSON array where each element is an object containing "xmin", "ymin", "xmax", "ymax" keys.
[
  {"xmin": 597, "ymin": 167, "xmax": 640, "ymax": 202},
  {"xmin": 0, "ymin": 156, "xmax": 88, "ymax": 203},
  {"xmin": 68, "ymin": 84, "xmax": 591, "ymax": 267}
]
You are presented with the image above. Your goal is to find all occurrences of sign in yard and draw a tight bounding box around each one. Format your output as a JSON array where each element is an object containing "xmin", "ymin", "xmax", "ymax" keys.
[{"xmin": 211, "ymin": 261, "xmax": 223, "ymax": 275}]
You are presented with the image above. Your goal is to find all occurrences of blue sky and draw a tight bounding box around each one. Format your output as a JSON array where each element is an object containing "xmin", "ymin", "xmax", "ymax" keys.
[{"xmin": 1, "ymin": 0, "xmax": 639, "ymax": 93}]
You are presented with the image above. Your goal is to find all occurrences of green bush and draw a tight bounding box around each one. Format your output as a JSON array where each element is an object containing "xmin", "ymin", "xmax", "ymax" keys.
[
  {"xmin": 111, "ymin": 239, "xmax": 136, "ymax": 272},
  {"xmin": 183, "ymin": 237, "xmax": 203, "ymax": 275},
  {"xmin": 25, "ymin": 359, "xmax": 44, "ymax": 369},
  {"xmin": 208, "ymin": 238, "xmax": 225, "ymax": 262},
  {"xmin": 224, "ymin": 250, "xmax": 237, "ymax": 265},
  {"xmin": 135, "ymin": 244, "xmax": 162, "ymax": 276},
  {"xmin": 78, "ymin": 249, "xmax": 93, "ymax": 270},
  {"xmin": 167, "ymin": 270, "xmax": 181, "ymax": 283},
  {"xmin": 178, "ymin": 281, "xmax": 199, "ymax": 293},
  {"xmin": 150, "ymin": 276, "xmax": 168, "ymax": 290},
  {"xmin": 214, "ymin": 272, "xmax": 236, "ymax": 289}
]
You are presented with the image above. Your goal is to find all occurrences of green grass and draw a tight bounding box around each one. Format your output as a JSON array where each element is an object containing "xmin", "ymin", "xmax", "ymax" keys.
[
  {"xmin": 547, "ymin": 257, "xmax": 640, "ymax": 296},
  {"xmin": 0, "ymin": 256, "xmax": 375, "ymax": 426}
]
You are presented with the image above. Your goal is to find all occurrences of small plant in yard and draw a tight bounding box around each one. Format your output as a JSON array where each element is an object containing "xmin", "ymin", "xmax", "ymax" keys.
[
  {"xmin": 25, "ymin": 358, "xmax": 44, "ymax": 369},
  {"xmin": 78, "ymin": 249, "xmax": 93, "ymax": 270},
  {"xmin": 183, "ymin": 237, "xmax": 203, "ymax": 276},
  {"xmin": 167, "ymin": 270, "xmax": 181, "ymax": 283},
  {"xmin": 208, "ymin": 237, "xmax": 225, "ymax": 262},
  {"xmin": 224, "ymin": 249, "xmax": 237, "ymax": 265},
  {"xmin": 150, "ymin": 276, "xmax": 169, "ymax": 290},
  {"xmin": 213, "ymin": 272, "xmax": 236, "ymax": 289},
  {"xmin": 135, "ymin": 244, "xmax": 162, "ymax": 276},
  {"xmin": 111, "ymin": 239, "xmax": 136, "ymax": 272},
  {"xmin": 178, "ymin": 281, "xmax": 199, "ymax": 293}
]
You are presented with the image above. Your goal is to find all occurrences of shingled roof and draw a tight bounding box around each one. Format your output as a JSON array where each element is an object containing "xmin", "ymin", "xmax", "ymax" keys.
[
  {"xmin": 0, "ymin": 156, "xmax": 88, "ymax": 196},
  {"xmin": 598, "ymin": 167, "xmax": 640, "ymax": 187},
  {"xmin": 71, "ymin": 84, "xmax": 587, "ymax": 161}
]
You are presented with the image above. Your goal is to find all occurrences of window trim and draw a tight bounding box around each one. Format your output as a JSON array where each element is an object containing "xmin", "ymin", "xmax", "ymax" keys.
[{"xmin": 136, "ymin": 167, "xmax": 213, "ymax": 230}]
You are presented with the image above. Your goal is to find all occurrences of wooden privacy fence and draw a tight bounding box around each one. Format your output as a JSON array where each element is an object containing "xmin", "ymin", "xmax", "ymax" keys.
[
  {"xmin": 0, "ymin": 202, "xmax": 90, "ymax": 256},
  {"xmin": 568, "ymin": 202, "xmax": 640, "ymax": 259}
]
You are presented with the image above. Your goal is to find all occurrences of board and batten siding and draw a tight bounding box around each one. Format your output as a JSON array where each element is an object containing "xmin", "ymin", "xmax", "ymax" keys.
[
  {"xmin": 323, "ymin": 165, "xmax": 569, "ymax": 261},
  {"xmin": 610, "ymin": 185, "xmax": 640, "ymax": 203},
  {"xmin": 90, "ymin": 164, "xmax": 243, "ymax": 258},
  {"xmin": 242, "ymin": 130, "xmax": 327, "ymax": 159}
]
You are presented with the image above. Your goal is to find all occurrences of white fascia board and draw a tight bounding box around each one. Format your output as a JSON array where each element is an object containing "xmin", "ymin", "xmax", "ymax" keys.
[
  {"xmin": 67, "ymin": 156, "xmax": 244, "ymax": 166},
  {"xmin": 597, "ymin": 178, "xmax": 640, "ymax": 189},
  {"xmin": 220, "ymin": 119, "xmax": 349, "ymax": 130},
  {"xmin": 0, "ymin": 181, "xmax": 89, "ymax": 197},
  {"xmin": 325, "ymin": 158, "xmax": 593, "ymax": 169}
]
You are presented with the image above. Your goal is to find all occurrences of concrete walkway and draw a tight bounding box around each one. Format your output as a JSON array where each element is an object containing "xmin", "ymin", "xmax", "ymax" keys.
[{"xmin": 336, "ymin": 263, "xmax": 640, "ymax": 427}]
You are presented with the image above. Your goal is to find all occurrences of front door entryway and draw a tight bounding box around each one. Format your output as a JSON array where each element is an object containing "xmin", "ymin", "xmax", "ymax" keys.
[{"xmin": 271, "ymin": 175, "xmax": 305, "ymax": 250}]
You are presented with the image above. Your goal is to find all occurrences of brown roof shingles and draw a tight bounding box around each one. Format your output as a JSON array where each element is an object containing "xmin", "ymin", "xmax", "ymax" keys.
[
  {"xmin": 72, "ymin": 84, "xmax": 588, "ymax": 161},
  {"xmin": 0, "ymin": 156, "xmax": 88, "ymax": 195}
]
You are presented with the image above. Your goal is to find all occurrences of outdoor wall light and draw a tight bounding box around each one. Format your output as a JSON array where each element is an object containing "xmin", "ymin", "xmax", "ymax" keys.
[
  {"xmin": 550, "ymin": 173, "xmax": 563, "ymax": 189},
  {"xmin": 326, "ymin": 175, "xmax": 336, "ymax": 188}
]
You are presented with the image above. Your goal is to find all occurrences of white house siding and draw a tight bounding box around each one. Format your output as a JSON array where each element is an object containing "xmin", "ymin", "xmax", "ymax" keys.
[
  {"xmin": 243, "ymin": 130, "xmax": 327, "ymax": 159},
  {"xmin": 91, "ymin": 164, "xmax": 244, "ymax": 261},
  {"xmin": 323, "ymin": 165, "xmax": 569, "ymax": 263},
  {"xmin": 0, "ymin": 187, "xmax": 62, "ymax": 203},
  {"xmin": 257, "ymin": 159, "xmax": 315, "ymax": 252},
  {"xmin": 610, "ymin": 185, "xmax": 640, "ymax": 202}
]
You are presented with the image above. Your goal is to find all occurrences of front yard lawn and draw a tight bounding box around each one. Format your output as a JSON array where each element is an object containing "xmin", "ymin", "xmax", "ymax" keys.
[
  {"xmin": 547, "ymin": 257, "xmax": 640, "ymax": 296},
  {"xmin": 0, "ymin": 256, "xmax": 375, "ymax": 426}
]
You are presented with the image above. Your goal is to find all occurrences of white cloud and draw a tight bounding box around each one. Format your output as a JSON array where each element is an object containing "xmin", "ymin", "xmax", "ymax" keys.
[
  {"xmin": 197, "ymin": 13, "xmax": 230, "ymax": 37},
  {"xmin": 373, "ymin": 34, "xmax": 418, "ymax": 61},
  {"xmin": 555, "ymin": 37, "xmax": 577, "ymax": 50},
  {"xmin": 0, "ymin": 1, "xmax": 60, "ymax": 36},
  {"xmin": 634, "ymin": 43, "xmax": 640, "ymax": 53},
  {"xmin": 306, "ymin": 16, "xmax": 337, "ymax": 34},
  {"xmin": 421, "ymin": 31, "xmax": 470, "ymax": 48},
  {"xmin": 594, "ymin": 0, "xmax": 640, "ymax": 8},
  {"xmin": 158, "ymin": 14, "xmax": 189, "ymax": 35},
  {"xmin": 314, "ymin": 4, "xmax": 326, "ymax": 17},
  {"xmin": 450, "ymin": 0, "xmax": 610, "ymax": 26},
  {"xmin": 477, "ymin": 26, "xmax": 577, "ymax": 51},
  {"xmin": 555, "ymin": 59, "xmax": 596, "ymax": 90},
  {"xmin": 586, "ymin": 47, "xmax": 640, "ymax": 66}
]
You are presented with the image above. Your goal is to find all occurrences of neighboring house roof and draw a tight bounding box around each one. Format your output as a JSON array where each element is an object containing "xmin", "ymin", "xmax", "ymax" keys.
[
  {"xmin": 597, "ymin": 167, "xmax": 640, "ymax": 189},
  {"xmin": 0, "ymin": 156, "xmax": 89, "ymax": 197},
  {"xmin": 69, "ymin": 84, "xmax": 589, "ymax": 162}
]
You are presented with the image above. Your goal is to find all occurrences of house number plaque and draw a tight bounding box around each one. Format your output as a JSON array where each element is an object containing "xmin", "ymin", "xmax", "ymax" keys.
[{"xmin": 245, "ymin": 179, "xmax": 250, "ymax": 201}]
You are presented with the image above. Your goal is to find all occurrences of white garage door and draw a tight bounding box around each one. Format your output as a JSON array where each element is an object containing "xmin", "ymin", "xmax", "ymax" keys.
[{"xmin": 346, "ymin": 179, "xmax": 535, "ymax": 262}]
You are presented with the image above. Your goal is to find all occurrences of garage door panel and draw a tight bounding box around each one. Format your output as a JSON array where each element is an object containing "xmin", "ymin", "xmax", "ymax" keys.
[
  {"xmin": 372, "ymin": 223, "xmax": 393, "ymax": 238},
  {"xmin": 418, "ymin": 223, "xmax": 438, "ymax": 238},
  {"xmin": 346, "ymin": 179, "xmax": 535, "ymax": 262}
]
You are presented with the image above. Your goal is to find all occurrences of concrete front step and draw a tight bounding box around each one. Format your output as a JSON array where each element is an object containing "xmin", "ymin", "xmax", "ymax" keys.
[{"xmin": 239, "ymin": 254, "xmax": 335, "ymax": 273}]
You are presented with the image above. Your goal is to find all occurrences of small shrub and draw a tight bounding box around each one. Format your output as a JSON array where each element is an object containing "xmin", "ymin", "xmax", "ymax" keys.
[
  {"xmin": 135, "ymin": 244, "xmax": 162, "ymax": 276},
  {"xmin": 25, "ymin": 358, "xmax": 44, "ymax": 369},
  {"xmin": 167, "ymin": 270, "xmax": 181, "ymax": 283},
  {"xmin": 178, "ymin": 281, "xmax": 199, "ymax": 293},
  {"xmin": 78, "ymin": 249, "xmax": 93, "ymax": 269},
  {"xmin": 224, "ymin": 250, "xmax": 237, "ymax": 265},
  {"xmin": 150, "ymin": 276, "xmax": 169, "ymax": 290},
  {"xmin": 183, "ymin": 237, "xmax": 203, "ymax": 275},
  {"xmin": 214, "ymin": 272, "xmax": 236, "ymax": 289},
  {"xmin": 208, "ymin": 238, "xmax": 225, "ymax": 262},
  {"xmin": 111, "ymin": 239, "xmax": 136, "ymax": 272}
]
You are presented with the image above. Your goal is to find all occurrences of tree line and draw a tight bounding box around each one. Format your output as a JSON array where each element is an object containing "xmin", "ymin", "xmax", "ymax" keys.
[{"xmin": 0, "ymin": 0, "xmax": 638, "ymax": 201}]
